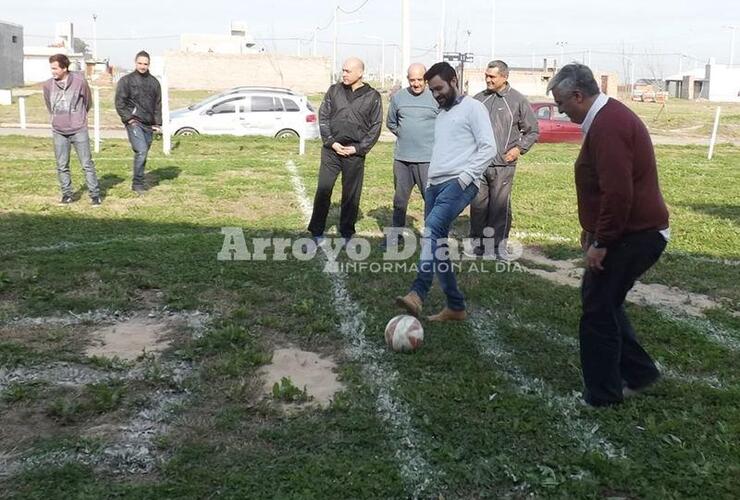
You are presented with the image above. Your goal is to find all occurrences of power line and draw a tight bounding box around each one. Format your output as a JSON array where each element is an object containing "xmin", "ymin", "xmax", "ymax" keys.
[{"xmin": 337, "ymin": 0, "xmax": 371, "ymax": 15}]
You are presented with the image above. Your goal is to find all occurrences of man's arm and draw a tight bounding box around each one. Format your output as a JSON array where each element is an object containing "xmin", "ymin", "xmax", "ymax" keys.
[
  {"xmin": 353, "ymin": 94, "xmax": 383, "ymax": 156},
  {"xmin": 591, "ymin": 124, "xmax": 634, "ymax": 246},
  {"xmin": 42, "ymin": 84, "xmax": 52, "ymax": 114},
  {"xmin": 114, "ymin": 77, "xmax": 132, "ymax": 123},
  {"xmin": 153, "ymin": 79, "xmax": 162, "ymax": 126},
  {"xmin": 386, "ymin": 95, "xmax": 399, "ymax": 136},
  {"xmin": 82, "ymin": 79, "xmax": 92, "ymax": 113},
  {"xmin": 319, "ymin": 87, "xmax": 337, "ymax": 148},
  {"xmin": 516, "ymin": 97, "xmax": 539, "ymax": 153},
  {"xmin": 459, "ymin": 100, "xmax": 496, "ymax": 188}
]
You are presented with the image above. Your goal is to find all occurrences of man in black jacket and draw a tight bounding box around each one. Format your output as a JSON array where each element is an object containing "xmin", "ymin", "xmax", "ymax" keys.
[
  {"xmin": 308, "ymin": 57, "xmax": 382, "ymax": 242},
  {"xmin": 115, "ymin": 50, "xmax": 162, "ymax": 194}
]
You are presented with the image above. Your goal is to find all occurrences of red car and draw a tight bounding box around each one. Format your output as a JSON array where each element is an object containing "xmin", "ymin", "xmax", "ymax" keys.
[{"xmin": 531, "ymin": 102, "xmax": 582, "ymax": 143}]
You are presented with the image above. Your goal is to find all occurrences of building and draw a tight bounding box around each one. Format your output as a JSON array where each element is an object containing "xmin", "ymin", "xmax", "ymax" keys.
[
  {"xmin": 0, "ymin": 20, "xmax": 24, "ymax": 89},
  {"xmin": 665, "ymin": 59, "xmax": 740, "ymax": 102},
  {"xmin": 181, "ymin": 21, "xmax": 259, "ymax": 55},
  {"xmin": 23, "ymin": 22, "xmax": 89, "ymax": 84}
]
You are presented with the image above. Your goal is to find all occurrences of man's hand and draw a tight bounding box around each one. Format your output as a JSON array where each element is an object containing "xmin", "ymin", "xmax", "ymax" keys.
[
  {"xmin": 343, "ymin": 145, "xmax": 357, "ymax": 156},
  {"xmin": 585, "ymin": 245, "xmax": 607, "ymax": 272},
  {"xmin": 332, "ymin": 142, "xmax": 349, "ymax": 156},
  {"xmin": 503, "ymin": 147, "xmax": 521, "ymax": 163},
  {"xmin": 127, "ymin": 118, "xmax": 137, "ymax": 125},
  {"xmin": 152, "ymin": 125, "xmax": 161, "ymax": 133},
  {"xmin": 580, "ymin": 229, "xmax": 593, "ymax": 252}
]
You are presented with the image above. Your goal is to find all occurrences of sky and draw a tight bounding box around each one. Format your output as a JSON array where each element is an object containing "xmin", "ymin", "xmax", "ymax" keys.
[{"xmin": 2, "ymin": 0, "xmax": 738, "ymax": 81}]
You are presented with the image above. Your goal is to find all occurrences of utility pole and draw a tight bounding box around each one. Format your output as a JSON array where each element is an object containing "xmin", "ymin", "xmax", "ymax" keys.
[
  {"xmin": 92, "ymin": 13, "xmax": 98, "ymax": 60},
  {"xmin": 724, "ymin": 25, "xmax": 737, "ymax": 66},
  {"xmin": 438, "ymin": 0, "xmax": 446, "ymax": 60},
  {"xmin": 313, "ymin": 27, "xmax": 318, "ymax": 57},
  {"xmin": 490, "ymin": 0, "xmax": 496, "ymax": 61},
  {"xmin": 402, "ymin": 0, "xmax": 410, "ymax": 82},
  {"xmin": 332, "ymin": 3, "xmax": 338, "ymax": 82}
]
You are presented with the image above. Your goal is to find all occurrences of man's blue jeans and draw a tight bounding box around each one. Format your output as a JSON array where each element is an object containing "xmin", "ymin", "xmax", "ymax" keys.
[
  {"xmin": 410, "ymin": 178, "xmax": 478, "ymax": 311},
  {"xmin": 52, "ymin": 129, "xmax": 100, "ymax": 198},
  {"xmin": 126, "ymin": 122, "xmax": 153, "ymax": 189}
]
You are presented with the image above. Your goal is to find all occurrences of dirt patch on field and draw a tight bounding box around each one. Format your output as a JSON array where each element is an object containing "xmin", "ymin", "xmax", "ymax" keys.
[
  {"xmin": 85, "ymin": 317, "xmax": 173, "ymax": 361},
  {"xmin": 520, "ymin": 248, "xmax": 727, "ymax": 317},
  {"xmin": 259, "ymin": 347, "xmax": 344, "ymax": 408}
]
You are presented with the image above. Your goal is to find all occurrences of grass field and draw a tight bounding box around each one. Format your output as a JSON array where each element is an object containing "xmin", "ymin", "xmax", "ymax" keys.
[{"xmin": 0, "ymin": 134, "xmax": 738, "ymax": 498}]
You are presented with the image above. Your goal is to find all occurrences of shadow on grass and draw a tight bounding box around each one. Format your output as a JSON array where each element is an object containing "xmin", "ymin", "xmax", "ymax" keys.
[
  {"xmin": 0, "ymin": 213, "xmax": 319, "ymax": 317},
  {"xmin": 683, "ymin": 203, "xmax": 739, "ymax": 226},
  {"xmin": 145, "ymin": 166, "xmax": 182, "ymax": 190}
]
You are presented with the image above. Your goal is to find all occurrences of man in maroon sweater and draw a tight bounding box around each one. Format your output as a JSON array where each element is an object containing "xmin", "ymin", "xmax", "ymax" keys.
[{"xmin": 547, "ymin": 64, "xmax": 670, "ymax": 407}]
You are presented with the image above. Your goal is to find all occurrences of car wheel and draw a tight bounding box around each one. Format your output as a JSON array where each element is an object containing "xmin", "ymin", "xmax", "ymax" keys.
[
  {"xmin": 275, "ymin": 129, "xmax": 299, "ymax": 139},
  {"xmin": 175, "ymin": 127, "xmax": 199, "ymax": 136}
]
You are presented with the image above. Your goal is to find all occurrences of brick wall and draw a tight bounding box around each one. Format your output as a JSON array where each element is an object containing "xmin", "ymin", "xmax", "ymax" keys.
[{"xmin": 164, "ymin": 52, "xmax": 332, "ymax": 94}]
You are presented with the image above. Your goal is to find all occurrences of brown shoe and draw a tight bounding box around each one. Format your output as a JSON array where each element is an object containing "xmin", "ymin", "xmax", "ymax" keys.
[
  {"xmin": 395, "ymin": 291, "xmax": 423, "ymax": 317},
  {"xmin": 427, "ymin": 307, "xmax": 467, "ymax": 322}
]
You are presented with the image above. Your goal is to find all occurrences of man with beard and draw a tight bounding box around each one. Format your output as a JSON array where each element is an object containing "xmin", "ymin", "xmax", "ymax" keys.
[{"xmin": 395, "ymin": 62, "xmax": 495, "ymax": 321}]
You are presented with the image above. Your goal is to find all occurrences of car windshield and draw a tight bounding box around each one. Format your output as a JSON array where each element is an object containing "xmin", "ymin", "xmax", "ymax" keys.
[{"xmin": 187, "ymin": 93, "xmax": 226, "ymax": 110}]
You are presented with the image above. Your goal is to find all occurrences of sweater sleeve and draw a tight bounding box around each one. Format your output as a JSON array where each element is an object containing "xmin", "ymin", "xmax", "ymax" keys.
[
  {"xmin": 459, "ymin": 100, "xmax": 497, "ymax": 188},
  {"xmin": 319, "ymin": 88, "xmax": 336, "ymax": 148},
  {"xmin": 590, "ymin": 121, "xmax": 634, "ymax": 245},
  {"xmin": 355, "ymin": 93, "xmax": 382, "ymax": 156},
  {"xmin": 82, "ymin": 80, "xmax": 92, "ymax": 113},
  {"xmin": 43, "ymin": 84, "xmax": 52, "ymax": 114},
  {"xmin": 386, "ymin": 95, "xmax": 399, "ymax": 136}
]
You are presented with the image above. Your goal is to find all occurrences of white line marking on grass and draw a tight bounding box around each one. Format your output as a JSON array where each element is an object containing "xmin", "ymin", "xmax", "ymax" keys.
[
  {"xmin": 469, "ymin": 311, "xmax": 625, "ymax": 460},
  {"xmin": 0, "ymin": 233, "xmax": 199, "ymax": 258},
  {"xmin": 491, "ymin": 312, "xmax": 728, "ymax": 390},
  {"xmin": 286, "ymin": 160, "xmax": 440, "ymax": 498}
]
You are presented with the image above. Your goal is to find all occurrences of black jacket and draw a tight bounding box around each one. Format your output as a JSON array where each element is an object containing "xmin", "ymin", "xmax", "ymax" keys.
[
  {"xmin": 319, "ymin": 82, "xmax": 382, "ymax": 156},
  {"xmin": 115, "ymin": 71, "xmax": 162, "ymax": 126}
]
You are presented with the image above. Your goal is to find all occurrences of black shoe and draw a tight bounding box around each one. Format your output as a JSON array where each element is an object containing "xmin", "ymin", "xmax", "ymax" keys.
[
  {"xmin": 91, "ymin": 197, "xmax": 102, "ymax": 207},
  {"xmin": 59, "ymin": 195, "xmax": 73, "ymax": 205}
]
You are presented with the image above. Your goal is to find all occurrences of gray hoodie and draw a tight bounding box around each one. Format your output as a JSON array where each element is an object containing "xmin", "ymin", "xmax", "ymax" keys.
[
  {"xmin": 474, "ymin": 84, "xmax": 539, "ymax": 166},
  {"xmin": 42, "ymin": 71, "xmax": 91, "ymax": 135}
]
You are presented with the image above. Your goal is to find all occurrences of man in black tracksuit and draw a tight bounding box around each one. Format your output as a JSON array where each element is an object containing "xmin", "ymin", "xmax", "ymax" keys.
[
  {"xmin": 308, "ymin": 57, "xmax": 382, "ymax": 241},
  {"xmin": 115, "ymin": 50, "xmax": 162, "ymax": 194}
]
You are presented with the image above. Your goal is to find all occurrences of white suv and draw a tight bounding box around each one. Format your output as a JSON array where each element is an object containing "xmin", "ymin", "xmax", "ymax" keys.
[{"xmin": 169, "ymin": 87, "xmax": 319, "ymax": 139}]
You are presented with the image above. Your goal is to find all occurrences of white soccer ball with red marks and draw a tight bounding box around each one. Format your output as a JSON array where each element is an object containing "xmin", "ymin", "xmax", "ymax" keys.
[{"xmin": 385, "ymin": 315, "xmax": 424, "ymax": 352}]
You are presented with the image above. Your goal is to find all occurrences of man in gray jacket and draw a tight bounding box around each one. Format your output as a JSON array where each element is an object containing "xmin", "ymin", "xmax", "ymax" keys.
[
  {"xmin": 470, "ymin": 60, "xmax": 539, "ymax": 258},
  {"xmin": 43, "ymin": 54, "xmax": 101, "ymax": 206},
  {"xmin": 384, "ymin": 63, "xmax": 439, "ymax": 248}
]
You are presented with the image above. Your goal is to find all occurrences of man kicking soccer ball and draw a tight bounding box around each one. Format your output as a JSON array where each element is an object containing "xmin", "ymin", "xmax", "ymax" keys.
[{"xmin": 395, "ymin": 62, "xmax": 495, "ymax": 321}]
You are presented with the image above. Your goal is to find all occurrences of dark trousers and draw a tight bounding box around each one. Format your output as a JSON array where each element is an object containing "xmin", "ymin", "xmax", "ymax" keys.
[
  {"xmin": 580, "ymin": 230, "xmax": 666, "ymax": 406},
  {"xmin": 469, "ymin": 165, "xmax": 516, "ymax": 252},
  {"xmin": 126, "ymin": 122, "xmax": 154, "ymax": 189},
  {"xmin": 392, "ymin": 160, "xmax": 428, "ymax": 227},
  {"xmin": 308, "ymin": 147, "xmax": 365, "ymax": 238}
]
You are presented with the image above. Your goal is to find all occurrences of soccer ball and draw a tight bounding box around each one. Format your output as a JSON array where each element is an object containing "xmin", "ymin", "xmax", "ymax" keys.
[{"xmin": 385, "ymin": 315, "xmax": 424, "ymax": 352}]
